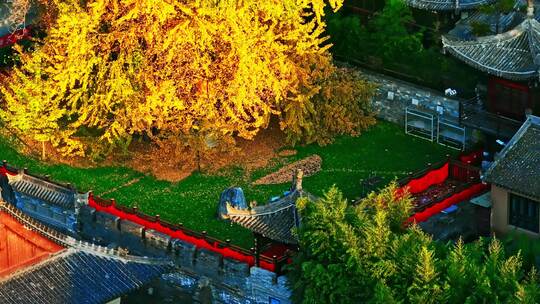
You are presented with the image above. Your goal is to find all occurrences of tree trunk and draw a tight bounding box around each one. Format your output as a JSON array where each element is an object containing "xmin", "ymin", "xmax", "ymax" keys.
[
  {"xmin": 196, "ymin": 149, "xmax": 201, "ymax": 172},
  {"xmin": 41, "ymin": 140, "xmax": 46, "ymax": 160}
]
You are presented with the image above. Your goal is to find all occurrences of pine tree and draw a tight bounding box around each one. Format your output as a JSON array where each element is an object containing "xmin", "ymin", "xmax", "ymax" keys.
[
  {"xmin": 290, "ymin": 185, "xmax": 535, "ymax": 304},
  {"xmin": 407, "ymin": 246, "xmax": 442, "ymax": 303},
  {"xmin": 515, "ymin": 268, "xmax": 540, "ymax": 304}
]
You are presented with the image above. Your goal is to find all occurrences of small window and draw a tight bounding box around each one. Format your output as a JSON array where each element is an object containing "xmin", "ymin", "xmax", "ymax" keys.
[
  {"xmin": 269, "ymin": 297, "xmax": 281, "ymax": 304},
  {"xmin": 509, "ymin": 193, "xmax": 539, "ymax": 233}
]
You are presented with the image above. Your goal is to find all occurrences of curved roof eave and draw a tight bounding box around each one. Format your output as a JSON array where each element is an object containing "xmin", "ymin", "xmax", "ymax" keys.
[
  {"xmin": 405, "ymin": 0, "xmax": 497, "ymax": 11},
  {"xmin": 442, "ymin": 18, "xmax": 540, "ymax": 80}
]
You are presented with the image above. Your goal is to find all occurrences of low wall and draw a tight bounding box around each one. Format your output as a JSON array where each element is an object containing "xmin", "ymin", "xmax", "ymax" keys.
[
  {"xmin": 79, "ymin": 205, "xmax": 292, "ymax": 304},
  {"xmin": 13, "ymin": 192, "xmax": 77, "ymax": 234},
  {"xmin": 340, "ymin": 63, "xmax": 461, "ymax": 124}
]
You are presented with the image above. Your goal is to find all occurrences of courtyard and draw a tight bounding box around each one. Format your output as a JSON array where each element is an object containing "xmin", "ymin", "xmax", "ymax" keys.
[{"xmin": 0, "ymin": 121, "xmax": 453, "ymax": 248}]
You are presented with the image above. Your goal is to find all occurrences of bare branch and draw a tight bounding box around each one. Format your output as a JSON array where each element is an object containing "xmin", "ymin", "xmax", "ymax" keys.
[{"xmin": 4, "ymin": 0, "xmax": 30, "ymax": 34}]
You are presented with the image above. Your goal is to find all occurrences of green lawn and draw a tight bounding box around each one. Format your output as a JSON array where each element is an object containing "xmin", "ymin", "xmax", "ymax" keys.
[{"xmin": 0, "ymin": 121, "xmax": 454, "ymax": 248}]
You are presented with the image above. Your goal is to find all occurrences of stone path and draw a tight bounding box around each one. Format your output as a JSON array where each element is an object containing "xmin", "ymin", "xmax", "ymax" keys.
[{"xmin": 99, "ymin": 177, "xmax": 143, "ymax": 196}]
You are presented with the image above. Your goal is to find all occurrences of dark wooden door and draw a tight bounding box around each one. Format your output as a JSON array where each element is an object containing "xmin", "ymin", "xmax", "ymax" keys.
[
  {"xmin": 487, "ymin": 78, "xmax": 533, "ymax": 121},
  {"xmin": 475, "ymin": 206, "xmax": 491, "ymax": 237}
]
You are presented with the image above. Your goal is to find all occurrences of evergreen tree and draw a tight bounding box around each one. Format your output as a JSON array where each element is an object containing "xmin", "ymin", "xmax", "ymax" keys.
[
  {"xmin": 407, "ymin": 246, "xmax": 442, "ymax": 303},
  {"xmin": 290, "ymin": 184, "xmax": 540, "ymax": 304},
  {"xmin": 367, "ymin": 0, "xmax": 423, "ymax": 63}
]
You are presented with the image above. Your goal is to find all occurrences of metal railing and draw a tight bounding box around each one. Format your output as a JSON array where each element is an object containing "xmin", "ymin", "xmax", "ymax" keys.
[
  {"xmin": 459, "ymin": 99, "xmax": 522, "ymax": 139},
  {"xmin": 405, "ymin": 107, "xmax": 436, "ymax": 142}
]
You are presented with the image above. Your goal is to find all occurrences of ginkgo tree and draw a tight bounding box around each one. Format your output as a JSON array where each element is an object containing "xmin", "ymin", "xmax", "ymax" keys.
[{"xmin": 0, "ymin": 0, "xmax": 375, "ymax": 158}]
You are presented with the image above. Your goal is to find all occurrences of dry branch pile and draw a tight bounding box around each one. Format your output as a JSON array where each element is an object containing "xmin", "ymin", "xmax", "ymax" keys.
[{"xmin": 253, "ymin": 155, "xmax": 322, "ymax": 185}]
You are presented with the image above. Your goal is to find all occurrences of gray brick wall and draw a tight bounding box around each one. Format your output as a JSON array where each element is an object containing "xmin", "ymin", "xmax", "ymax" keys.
[{"xmin": 359, "ymin": 68, "xmax": 461, "ymax": 124}]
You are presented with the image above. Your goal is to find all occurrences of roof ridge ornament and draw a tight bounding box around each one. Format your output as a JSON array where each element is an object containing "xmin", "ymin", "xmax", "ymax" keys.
[
  {"xmin": 291, "ymin": 169, "xmax": 303, "ymax": 192},
  {"xmin": 528, "ymin": 0, "xmax": 534, "ymax": 18}
]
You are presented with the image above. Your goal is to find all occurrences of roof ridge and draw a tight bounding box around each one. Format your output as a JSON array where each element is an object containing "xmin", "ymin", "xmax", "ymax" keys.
[
  {"xmin": 0, "ymin": 249, "xmax": 72, "ymax": 284},
  {"xmin": 443, "ymin": 21, "xmax": 529, "ymax": 46},
  {"xmin": 228, "ymin": 202, "xmax": 296, "ymax": 217},
  {"xmin": 0, "ymin": 201, "xmax": 172, "ymax": 266},
  {"xmin": 0, "ymin": 200, "xmax": 70, "ymax": 246},
  {"xmin": 8, "ymin": 171, "xmax": 76, "ymax": 193},
  {"xmin": 72, "ymin": 240, "xmax": 173, "ymax": 266},
  {"xmin": 227, "ymin": 190, "xmax": 302, "ymax": 217},
  {"xmin": 405, "ymin": 0, "xmax": 496, "ymax": 11},
  {"xmin": 6, "ymin": 171, "xmax": 78, "ymax": 208}
]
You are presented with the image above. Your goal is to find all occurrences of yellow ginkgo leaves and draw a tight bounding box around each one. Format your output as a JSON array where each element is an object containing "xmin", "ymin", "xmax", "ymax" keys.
[{"xmin": 1, "ymin": 0, "xmax": 374, "ymax": 158}]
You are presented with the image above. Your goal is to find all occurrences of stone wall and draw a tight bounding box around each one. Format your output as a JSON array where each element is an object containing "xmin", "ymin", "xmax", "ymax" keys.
[
  {"xmin": 353, "ymin": 67, "xmax": 480, "ymax": 150},
  {"xmin": 14, "ymin": 192, "xmax": 77, "ymax": 234},
  {"xmin": 357, "ymin": 67, "xmax": 461, "ymax": 124},
  {"xmin": 78, "ymin": 205, "xmax": 292, "ymax": 304}
]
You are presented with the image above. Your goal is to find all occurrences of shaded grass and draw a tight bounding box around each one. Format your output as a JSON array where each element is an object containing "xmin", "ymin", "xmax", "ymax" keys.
[{"xmin": 0, "ymin": 121, "xmax": 455, "ymax": 248}]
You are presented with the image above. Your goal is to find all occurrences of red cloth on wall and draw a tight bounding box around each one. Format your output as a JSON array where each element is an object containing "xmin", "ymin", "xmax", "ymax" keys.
[
  {"xmin": 406, "ymin": 183, "xmax": 489, "ymax": 224},
  {"xmin": 402, "ymin": 163, "xmax": 449, "ymax": 194},
  {"xmin": 88, "ymin": 196, "xmax": 259, "ymax": 268},
  {"xmin": 0, "ymin": 167, "xmax": 17, "ymax": 176},
  {"xmin": 459, "ymin": 150, "xmax": 483, "ymax": 166}
]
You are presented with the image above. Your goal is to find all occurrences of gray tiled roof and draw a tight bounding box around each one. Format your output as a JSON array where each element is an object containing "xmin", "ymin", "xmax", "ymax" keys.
[
  {"xmin": 0, "ymin": 202, "xmax": 172, "ymax": 304},
  {"xmin": 0, "ymin": 249, "xmax": 171, "ymax": 304},
  {"xmin": 227, "ymin": 190, "xmax": 312, "ymax": 244},
  {"xmin": 405, "ymin": 0, "xmax": 495, "ymax": 11},
  {"xmin": 484, "ymin": 115, "xmax": 540, "ymax": 199},
  {"xmin": 7, "ymin": 173, "xmax": 76, "ymax": 208},
  {"xmin": 448, "ymin": 11, "xmax": 521, "ymax": 40},
  {"xmin": 442, "ymin": 15, "xmax": 540, "ymax": 80}
]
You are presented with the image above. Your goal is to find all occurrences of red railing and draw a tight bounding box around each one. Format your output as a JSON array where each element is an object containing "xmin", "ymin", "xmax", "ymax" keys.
[
  {"xmin": 0, "ymin": 161, "xmax": 290, "ymax": 273},
  {"xmin": 397, "ymin": 152, "xmax": 489, "ymax": 224}
]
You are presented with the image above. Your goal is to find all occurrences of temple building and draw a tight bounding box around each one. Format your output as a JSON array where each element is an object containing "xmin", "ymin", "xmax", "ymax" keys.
[
  {"xmin": 483, "ymin": 115, "xmax": 540, "ymax": 237},
  {"xmin": 0, "ymin": 201, "xmax": 171, "ymax": 303},
  {"xmin": 3, "ymin": 171, "xmax": 88, "ymax": 235},
  {"xmin": 447, "ymin": 0, "xmax": 535, "ymax": 39},
  {"xmin": 441, "ymin": 1, "xmax": 540, "ymax": 148},
  {"xmin": 443, "ymin": 5, "xmax": 540, "ymax": 83},
  {"xmin": 226, "ymin": 171, "xmax": 313, "ymax": 246}
]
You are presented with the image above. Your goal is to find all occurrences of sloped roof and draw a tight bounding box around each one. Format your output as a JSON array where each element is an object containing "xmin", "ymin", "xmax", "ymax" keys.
[
  {"xmin": 0, "ymin": 249, "xmax": 170, "ymax": 304},
  {"xmin": 7, "ymin": 172, "xmax": 77, "ymax": 208},
  {"xmin": 448, "ymin": 11, "xmax": 521, "ymax": 40},
  {"xmin": 484, "ymin": 115, "xmax": 540, "ymax": 199},
  {"xmin": 227, "ymin": 190, "xmax": 309, "ymax": 244},
  {"xmin": 405, "ymin": 0, "xmax": 495, "ymax": 11},
  {"xmin": 442, "ymin": 10, "xmax": 540, "ymax": 80},
  {"xmin": 0, "ymin": 202, "xmax": 172, "ymax": 304},
  {"xmin": 0, "ymin": 211, "xmax": 63, "ymax": 278}
]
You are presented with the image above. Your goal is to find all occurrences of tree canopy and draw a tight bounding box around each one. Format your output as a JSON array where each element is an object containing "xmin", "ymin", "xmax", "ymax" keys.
[
  {"xmin": 289, "ymin": 184, "xmax": 540, "ymax": 303},
  {"xmin": 0, "ymin": 0, "xmax": 376, "ymax": 158}
]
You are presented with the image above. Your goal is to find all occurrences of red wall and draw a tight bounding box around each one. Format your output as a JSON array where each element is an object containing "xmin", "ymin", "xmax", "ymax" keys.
[
  {"xmin": 0, "ymin": 27, "xmax": 31, "ymax": 48},
  {"xmin": 487, "ymin": 77, "xmax": 532, "ymax": 120},
  {"xmin": 0, "ymin": 211, "xmax": 64, "ymax": 278}
]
